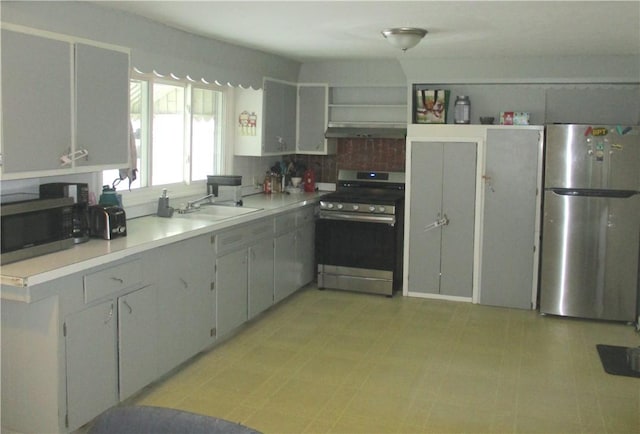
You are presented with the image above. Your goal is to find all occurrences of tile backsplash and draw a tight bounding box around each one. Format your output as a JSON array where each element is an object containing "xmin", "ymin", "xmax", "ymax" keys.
[{"xmin": 295, "ymin": 138, "xmax": 406, "ymax": 183}]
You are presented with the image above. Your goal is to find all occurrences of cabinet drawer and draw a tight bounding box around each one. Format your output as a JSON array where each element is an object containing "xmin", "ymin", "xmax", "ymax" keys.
[
  {"xmin": 248, "ymin": 217, "xmax": 274, "ymax": 240},
  {"xmin": 215, "ymin": 227, "xmax": 247, "ymax": 255},
  {"xmin": 84, "ymin": 259, "xmax": 142, "ymax": 303}
]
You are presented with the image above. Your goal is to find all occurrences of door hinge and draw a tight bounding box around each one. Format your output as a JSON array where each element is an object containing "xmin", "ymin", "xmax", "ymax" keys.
[
  {"xmin": 65, "ymin": 413, "xmax": 69, "ymax": 428},
  {"xmin": 210, "ymin": 327, "xmax": 217, "ymax": 337},
  {"xmin": 63, "ymin": 322, "xmax": 67, "ymax": 337},
  {"xmin": 210, "ymin": 281, "xmax": 215, "ymax": 291},
  {"xmin": 210, "ymin": 234, "xmax": 216, "ymax": 245}
]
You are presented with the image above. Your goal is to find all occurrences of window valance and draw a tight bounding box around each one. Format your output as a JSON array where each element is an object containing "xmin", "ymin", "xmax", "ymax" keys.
[{"xmin": 131, "ymin": 50, "xmax": 264, "ymax": 90}]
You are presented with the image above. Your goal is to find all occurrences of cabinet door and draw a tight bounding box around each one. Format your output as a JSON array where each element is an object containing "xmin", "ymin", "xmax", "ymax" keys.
[
  {"xmin": 118, "ymin": 285, "xmax": 158, "ymax": 401},
  {"xmin": 480, "ymin": 129, "xmax": 540, "ymax": 309},
  {"xmin": 156, "ymin": 236, "xmax": 215, "ymax": 375},
  {"xmin": 298, "ymin": 85, "xmax": 328, "ymax": 153},
  {"xmin": 263, "ymin": 79, "xmax": 284, "ymax": 153},
  {"xmin": 296, "ymin": 222, "xmax": 316, "ymax": 288},
  {"xmin": 248, "ymin": 238, "xmax": 274, "ymax": 319},
  {"xmin": 408, "ymin": 142, "xmax": 444, "ymax": 294},
  {"xmin": 216, "ymin": 249, "xmax": 248, "ymax": 337},
  {"xmin": 274, "ymin": 231, "xmax": 298, "ymax": 303},
  {"xmin": 440, "ymin": 142, "xmax": 477, "ymax": 297},
  {"xmin": 281, "ymin": 82, "xmax": 297, "ymax": 152},
  {"xmin": 408, "ymin": 141, "xmax": 476, "ymax": 297},
  {"xmin": 1, "ymin": 30, "xmax": 72, "ymax": 174},
  {"xmin": 263, "ymin": 79, "xmax": 296, "ymax": 153},
  {"xmin": 65, "ymin": 300, "xmax": 117, "ymax": 431},
  {"xmin": 75, "ymin": 43, "xmax": 129, "ymax": 168}
]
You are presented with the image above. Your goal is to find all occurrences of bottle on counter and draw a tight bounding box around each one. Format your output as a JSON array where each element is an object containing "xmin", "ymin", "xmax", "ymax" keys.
[{"xmin": 263, "ymin": 172, "xmax": 272, "ymax": 194}]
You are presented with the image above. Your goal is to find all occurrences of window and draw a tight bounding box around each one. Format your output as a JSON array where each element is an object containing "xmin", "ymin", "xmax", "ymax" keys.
[{"xmin": 103, "ymin": 74, "xmax": 225, "ymax": 191}]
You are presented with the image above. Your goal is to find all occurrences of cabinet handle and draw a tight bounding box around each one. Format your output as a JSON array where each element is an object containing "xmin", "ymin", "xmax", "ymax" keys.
[
  {"xmin": 179, "ymin": 277, "xmax": 188, "ymax": 289},
  {"xmin": 105, "ymin": 303, "xmax": 114, "ymax": 324},
  {"xmin": 123, "ymin": 300, "xmax": 133, "ymax": 314},
  {"xmin": 110, "ymin": 277, "xmax": 124, "ymax": 284},
  {"xmin": 424, "ymin": 214, "xmax": 449, "ymax": 232},
  {"xmin": 59, "ymin": 149, "xmax": 89, "ymax": 166},
  {"xmin": 482, "ymin": 174, "xmax": 495, "ymax": 193}
]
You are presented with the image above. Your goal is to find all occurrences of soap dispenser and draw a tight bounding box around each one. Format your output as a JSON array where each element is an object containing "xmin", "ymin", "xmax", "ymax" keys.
[{"xmin": 157, "ymin": 189, "xmax": 174, "ymax": 217}]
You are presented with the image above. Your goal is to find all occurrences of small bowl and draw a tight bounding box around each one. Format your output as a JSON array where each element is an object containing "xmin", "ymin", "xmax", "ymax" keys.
[{"xmin": 480, "ymin": 117, "xmax": 495, "ymax": 125}]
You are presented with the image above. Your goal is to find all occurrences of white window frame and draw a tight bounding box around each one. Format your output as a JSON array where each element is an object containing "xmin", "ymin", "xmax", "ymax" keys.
[{"xmin": 104, "ymin": 72, "xmax": 230, "ymax": 209}]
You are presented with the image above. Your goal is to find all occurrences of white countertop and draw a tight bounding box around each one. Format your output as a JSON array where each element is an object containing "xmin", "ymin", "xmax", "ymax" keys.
[{"xmin": 0, "ymin": 192, "xmax": 325, "ymax": 298}]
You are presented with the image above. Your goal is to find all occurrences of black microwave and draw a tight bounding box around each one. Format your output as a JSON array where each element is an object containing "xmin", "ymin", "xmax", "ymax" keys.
[{"xmin": 1, "ymin": 195, "xmax": 75, "ymax": 264}]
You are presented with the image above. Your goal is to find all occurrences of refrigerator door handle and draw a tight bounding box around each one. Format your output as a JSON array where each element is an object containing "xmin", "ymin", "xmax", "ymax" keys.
[{"xmin": 550, "ymin": 188, "xmax": 638, "ymax": 198}]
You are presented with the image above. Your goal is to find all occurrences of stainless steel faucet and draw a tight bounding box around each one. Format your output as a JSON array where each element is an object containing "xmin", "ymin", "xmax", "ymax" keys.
[{"xmin": 178, "ymin": 194, "xmax": 215, "ymax": 213}]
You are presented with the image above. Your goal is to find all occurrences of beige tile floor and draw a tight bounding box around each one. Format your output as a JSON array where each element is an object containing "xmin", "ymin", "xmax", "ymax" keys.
[{"xmin": 131, "ymin": 285, "xmax": 640, "ymax": 434}]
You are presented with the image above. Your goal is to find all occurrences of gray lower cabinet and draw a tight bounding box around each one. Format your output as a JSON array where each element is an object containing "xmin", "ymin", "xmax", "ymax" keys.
[
  {"xmin": 296, "ymin": 213, "xmax": 316, "ymax": 288},
  {"xmin": 154, "ymin": 235, "xmax": 216, "ymax": 374},
  {"xmin": 118, "ymin": 285, "xmax": 158, "ymax": 401},
  {"xmin": 216, "ymin": 248, "xmax": 249, "ymax": 337},
  {"xmin": 274, "ymin": 230, "xmax": 298, "ymax": 302},
  {"xmin": 1, "ymin": 206, "xmax": 317, "ymax": 434},
  {"xmin": 274, "ymin": 206, "xmax": 316, "ymax": 302},
  {"xmin": 215, "ymin": 217, "xmax": 276, "ymax": 336},
  {"xmin": 408, "ymin": 141, "xmax": 477, "ymax": 297},
  {"xmin": 65, "ymin": 300, "xmax": 118, "ymax": 431},
  {"xmin": 248, "ymin": 236, "xmax": 275, "ymax": 319},
  {"xmin": 479, "ymin": 128, "xmax": 541, "ymax": 309}
]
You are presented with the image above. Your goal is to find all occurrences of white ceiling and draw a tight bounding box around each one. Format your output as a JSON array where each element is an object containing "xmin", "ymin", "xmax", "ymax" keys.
[{"xmin": 102, "ymin": 1, "xmax": 640, "ymax": 63}]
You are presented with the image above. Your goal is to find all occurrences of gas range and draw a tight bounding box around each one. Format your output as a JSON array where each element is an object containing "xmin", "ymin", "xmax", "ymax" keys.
[
  {"xmin": 316, "ymin": 170, "xmax": 406, "ymax": 296},
  {"xmin": 319, "ymin": 170, "xmax": 405, "ymax": 223}
]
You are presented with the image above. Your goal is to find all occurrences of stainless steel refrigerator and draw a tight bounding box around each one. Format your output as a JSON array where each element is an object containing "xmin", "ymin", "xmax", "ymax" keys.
[{"xmin": 540, "ymin": 124, "xmax": 640, "ymax": 322}]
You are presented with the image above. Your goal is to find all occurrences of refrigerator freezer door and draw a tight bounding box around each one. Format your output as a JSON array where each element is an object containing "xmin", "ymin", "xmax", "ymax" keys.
[
  {"xmin": 540, "ymin": 190, "xmax": 640, "ymax": 321},
  {"xmin": 544, "ymin": 125, "xmax": 640, "ymax": 191}
]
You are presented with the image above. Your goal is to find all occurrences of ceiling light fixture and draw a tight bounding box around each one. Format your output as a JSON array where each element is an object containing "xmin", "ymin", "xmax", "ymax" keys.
[{"xmin": 381, "ymin": 27, "xmax": 428, "ymax": 52}]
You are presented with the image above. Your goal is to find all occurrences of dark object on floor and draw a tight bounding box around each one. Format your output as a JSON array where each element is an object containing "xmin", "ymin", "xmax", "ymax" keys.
[
  {"xmin": 596, "ymin": 344, "xmax": 640, "ymax": 378},
  {"xmin": 88, "ymin": 405, "xmax": 262, "ymax": 434}
]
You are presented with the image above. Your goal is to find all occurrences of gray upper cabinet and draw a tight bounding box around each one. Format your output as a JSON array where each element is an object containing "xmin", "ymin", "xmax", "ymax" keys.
[
  {"xmin": 478, "ymin": 128, "xmax": 542, "ymax": 309},
  {"xmin": 75, "ymin": 43, "xmax": 129, "ymax": 168},
  {"xmin": 0, "ymin": 27, "xmax": 129, "ymax": 179},
  {"xmin": 297, "ymin": 84, "xmax": 334, "ymax": 154},
  {"xmin": 407, "ymin": 141, "xmax": 477, "ymax": 298},
  {"xmin": 263, "ymin": 78, "xmax": 297, "ymax": 154},
  {"xmin": 1, "ymin": 29, "xmax": 73, "ymax": 174}
]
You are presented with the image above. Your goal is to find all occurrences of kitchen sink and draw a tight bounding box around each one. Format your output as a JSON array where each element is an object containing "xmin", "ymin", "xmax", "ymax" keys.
[{"xmin": 175, "ymin": 205, "xmax": 262, "ymax": 221}]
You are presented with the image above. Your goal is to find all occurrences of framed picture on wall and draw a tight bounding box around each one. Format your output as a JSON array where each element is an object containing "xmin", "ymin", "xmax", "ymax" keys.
[{"xmin": 413, "ymin": 86, "xmax": 450, "ymax": 124}]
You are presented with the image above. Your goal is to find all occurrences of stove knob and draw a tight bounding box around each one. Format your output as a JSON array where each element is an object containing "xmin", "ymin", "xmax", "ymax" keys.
[
  {"xmin": 369, "ymin": 205, "xmax": 376, "ymax": 212},
  {"xmin": 336, "ymin": 203, "xmax": 344, "ymax": 210},
  {"xmin": 378, "ymin": 206, "xmax": 386, "ymax": 213},
  {"xmin": 352, "ymin": 204, "xmax": 360, "ymax": 211},
  {"xmin": 327, "ymin": 203, "xmax": 334, "ymax": 209}
]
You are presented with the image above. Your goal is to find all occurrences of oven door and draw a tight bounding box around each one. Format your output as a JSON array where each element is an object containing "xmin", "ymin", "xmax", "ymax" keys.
[
  {"xmin": 316, "ymin": 216, "xmax": 403, "ymax": 295},
  {"xmin": 316, "ymin": 218, "xmax": 396, "ymax": 270}
]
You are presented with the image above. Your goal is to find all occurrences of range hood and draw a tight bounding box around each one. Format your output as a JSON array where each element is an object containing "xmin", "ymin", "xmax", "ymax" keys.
[{"xmin": 324, "ymin": 122, "xmax": 407, "ymax": 139}]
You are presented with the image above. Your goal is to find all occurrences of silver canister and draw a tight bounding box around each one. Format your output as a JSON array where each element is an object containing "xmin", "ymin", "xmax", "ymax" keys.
[{"xmin": 454, "ymin": 95, "xmax": 471, "ymax": 124}]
